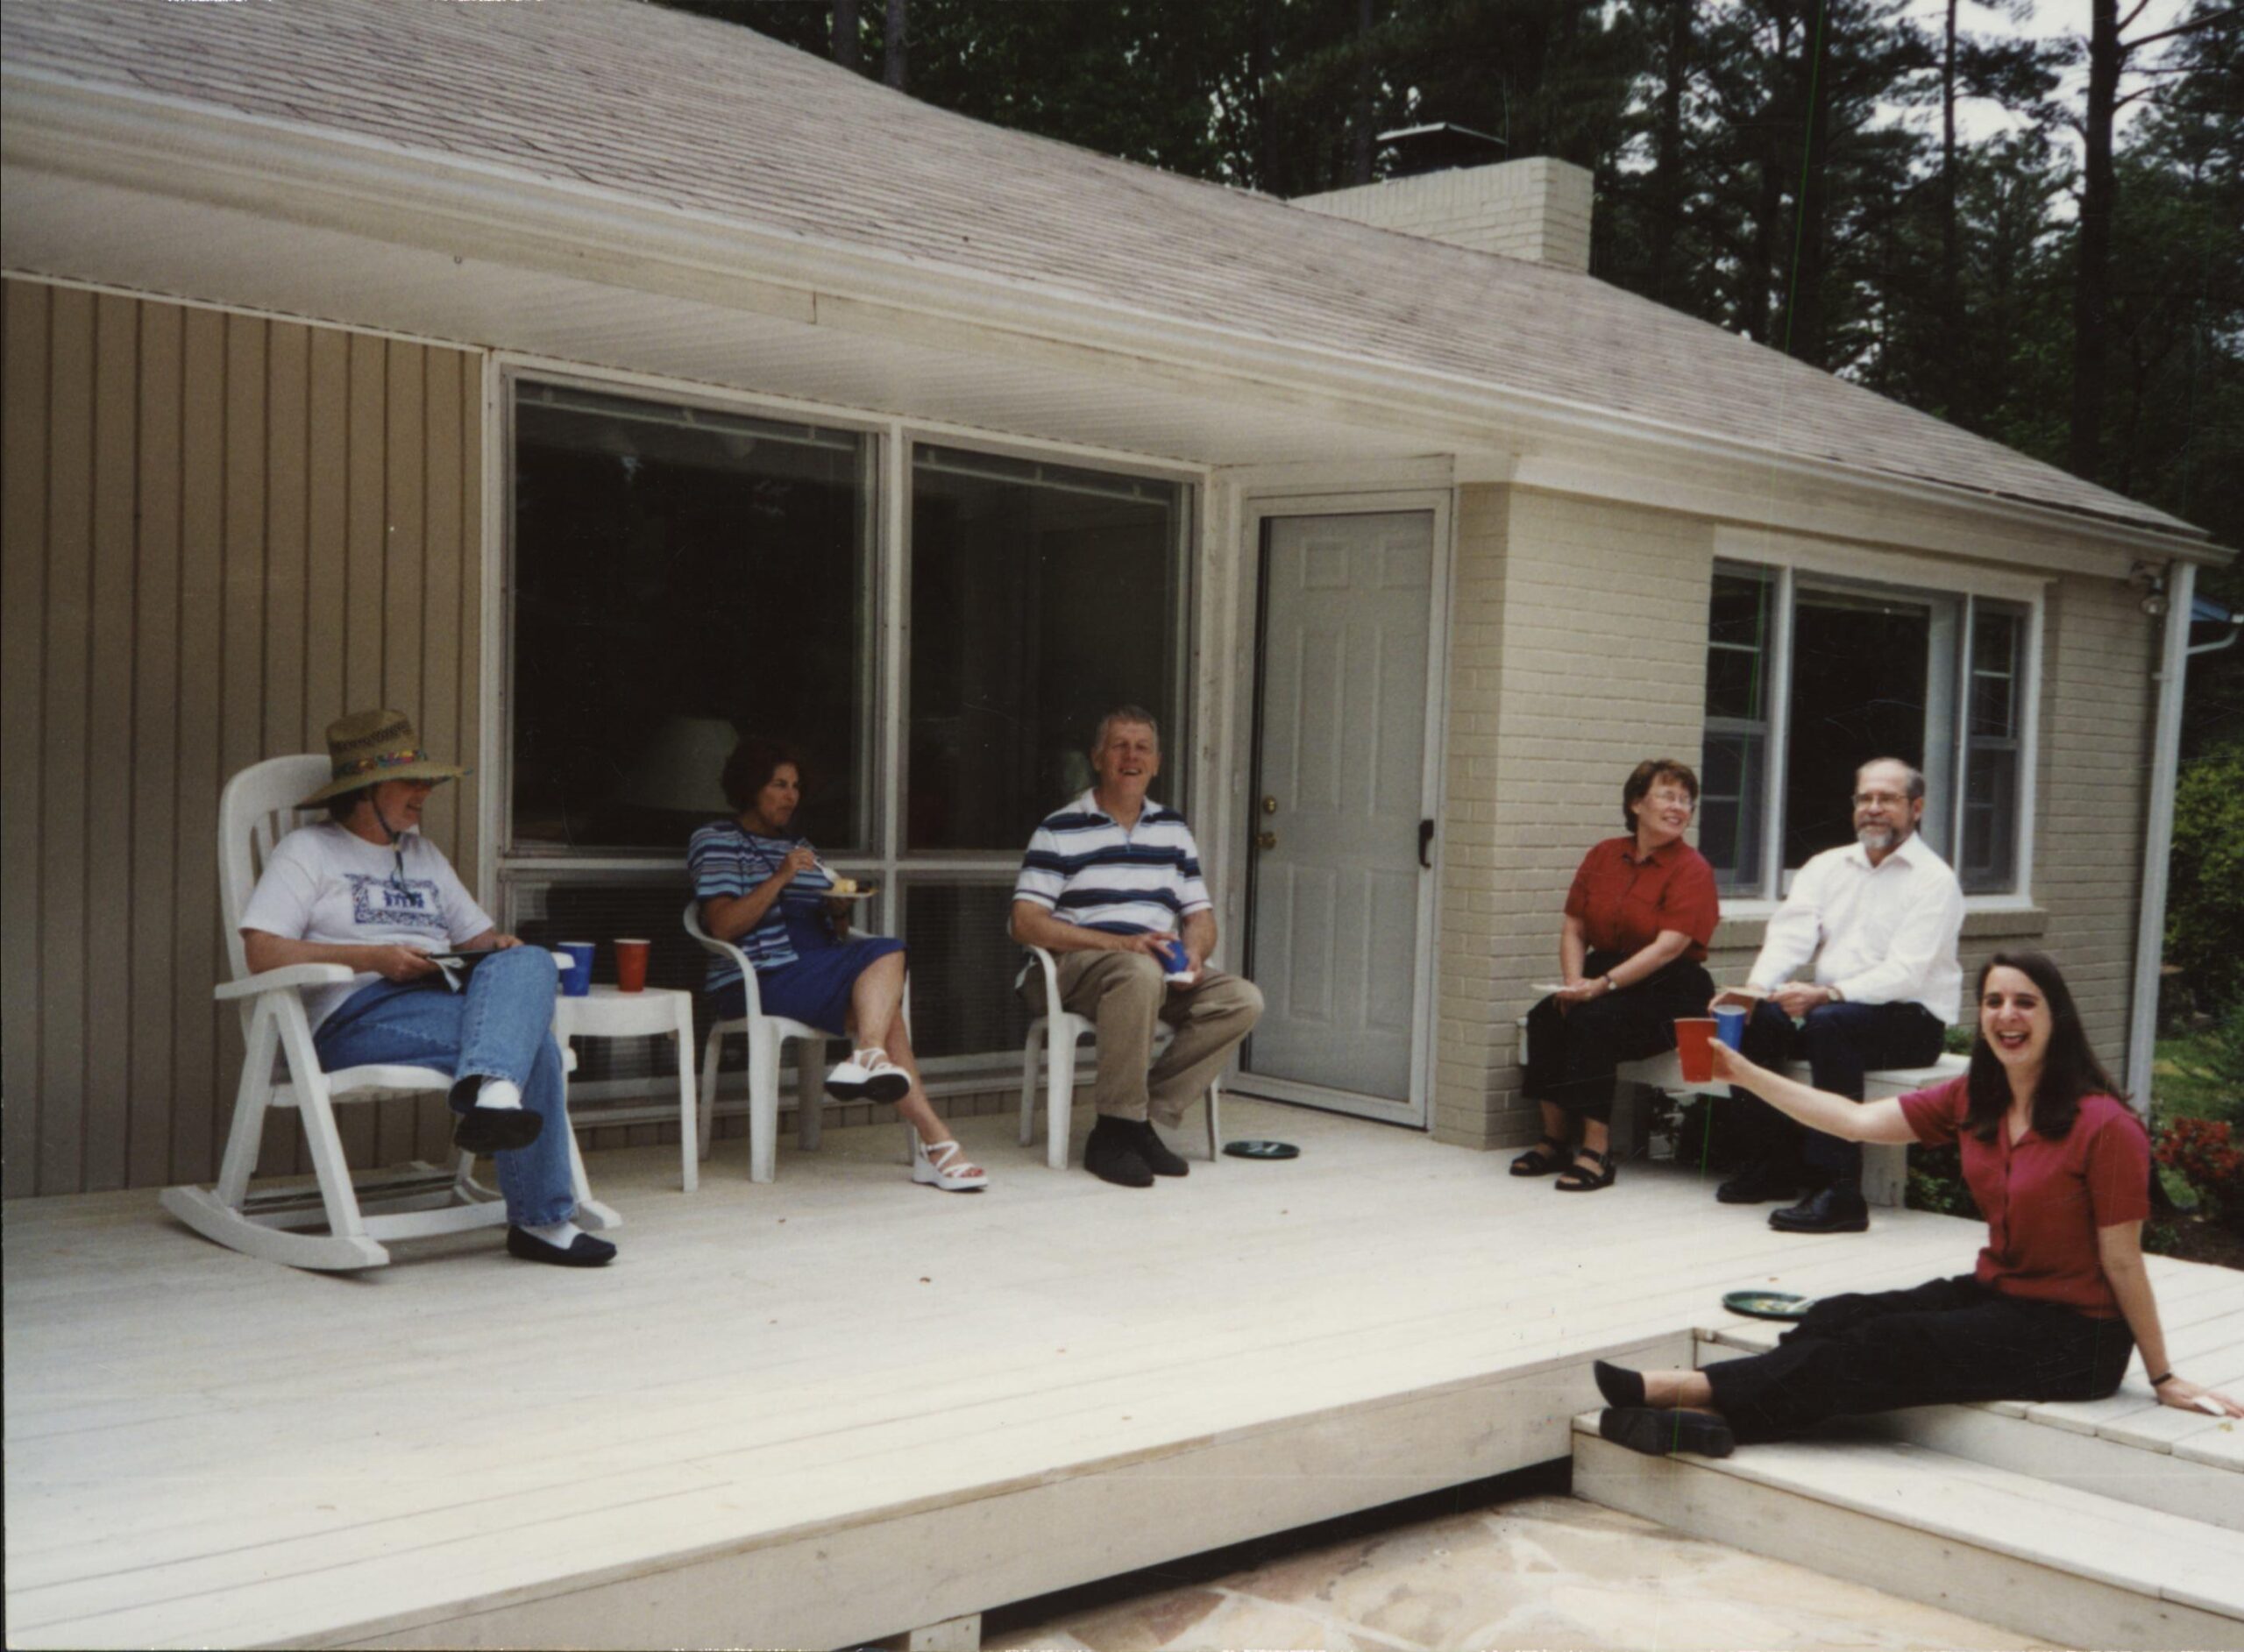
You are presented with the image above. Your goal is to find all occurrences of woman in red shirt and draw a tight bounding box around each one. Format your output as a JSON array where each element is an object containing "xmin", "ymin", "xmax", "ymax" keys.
[
  {"xmin": 1513, "ymin": 759, "xmax": 1721, "ymax": 1192},
  {"xmin": 1591, "ymin": 950, "xmax": 2241, "ymax": 1457}
]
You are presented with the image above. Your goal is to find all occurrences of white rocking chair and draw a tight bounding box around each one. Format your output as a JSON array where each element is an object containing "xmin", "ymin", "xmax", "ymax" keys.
[{"xmin": 160, "ymin": 754, "xmax": 618, "ymax": 1271}]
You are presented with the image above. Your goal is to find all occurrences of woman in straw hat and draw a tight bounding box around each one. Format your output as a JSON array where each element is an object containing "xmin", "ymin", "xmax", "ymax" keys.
[{"xmin": 238, "ymin": 710, "xmax": 615, "ymax": 1266}]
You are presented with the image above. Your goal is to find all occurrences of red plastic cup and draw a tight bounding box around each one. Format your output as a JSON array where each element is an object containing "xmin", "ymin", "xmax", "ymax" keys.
[
  {"xmin": 614, "ymin": 938, "xmax": 650, "ymax": 993},
  {"xmin": 1675, "ymin": 1017, "xmax": 1719, "ymax": 1084}
]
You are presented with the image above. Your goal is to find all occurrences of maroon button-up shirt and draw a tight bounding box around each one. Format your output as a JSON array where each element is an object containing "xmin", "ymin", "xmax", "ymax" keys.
[
  {"xmin": 1900, "ymin": 1077, "xmax": 2151, "ymax": 1318},
  {"xmin": 1562, "ymin": 836, "xmax": 1720, "ymax": 962}
]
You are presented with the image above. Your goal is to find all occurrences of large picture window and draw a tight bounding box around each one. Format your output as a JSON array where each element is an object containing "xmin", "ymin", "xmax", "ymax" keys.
[
  {"xmin": 511, "ymin": 383, "xmax": 874, "ymax": 853},
  {"xmin": 503, "ymin": 379, "xmax": 1193, "ymax": 1095},
  {"xmin": 908, "ymin": 445, "xmax": 1185, "ymax": 851},
  {"xmin": 1702, "ymin": 561, "xmax": 2027, "ymax": 898}
]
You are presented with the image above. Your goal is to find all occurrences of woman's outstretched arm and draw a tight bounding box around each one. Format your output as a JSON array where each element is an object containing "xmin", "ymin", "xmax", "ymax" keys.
[{"xmin": 1708, "ymin": 1043, "xmax": 1918, "ymax": 1145}]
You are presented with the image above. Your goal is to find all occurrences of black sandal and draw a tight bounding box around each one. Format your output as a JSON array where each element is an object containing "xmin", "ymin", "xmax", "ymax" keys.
[
  {"xmin": 1554, "ymin": 1147, "xmax": 1616, "ymax": 1192},
  {"xmin": 1509, "ymin": 1137, "xmax": 1570, "ymax": 1177}
]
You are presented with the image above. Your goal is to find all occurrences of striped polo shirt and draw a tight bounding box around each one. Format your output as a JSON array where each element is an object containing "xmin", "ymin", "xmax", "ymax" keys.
[
  {"xmin": 686, "ymin": 819, "xmax": 835, "ymax": 991},
  {"xmin": 1013, "ymin": 790, "xmax": 1211, "ymax": 936}
]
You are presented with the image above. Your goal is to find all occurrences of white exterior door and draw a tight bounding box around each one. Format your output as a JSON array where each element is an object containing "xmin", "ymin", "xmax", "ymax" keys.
[{"xmin": 1241, "ymin": 511, "xmax": 1436, "ymax": 1119}]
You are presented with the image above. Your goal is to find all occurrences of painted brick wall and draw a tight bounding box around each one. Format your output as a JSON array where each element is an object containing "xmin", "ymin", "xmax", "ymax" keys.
[
  {"xmin": 1294, "ymin": 158, "xmax": 1594, "ymax": 273},
  {"xmin": 1433, "ymin": 487, "xmax": 1715, "ymax": 1147},
  {"xmin": 1431, "ymin": 492, "xmax": 2159, "ymax": 1153}
]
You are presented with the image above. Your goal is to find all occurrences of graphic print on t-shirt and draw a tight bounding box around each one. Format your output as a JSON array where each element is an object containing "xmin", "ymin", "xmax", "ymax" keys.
[{"xmin": 346, "ymin": 871, "xmax": 443, "ymax": 929}]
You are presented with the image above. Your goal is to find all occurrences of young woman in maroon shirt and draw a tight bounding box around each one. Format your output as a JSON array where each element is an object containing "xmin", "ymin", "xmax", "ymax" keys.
[
  {"xmin": 1591, "ymin": 949, "xmax": 2241, "ymax": 1457},
  {"xmin": 1513, "ymin": 759, "xmax": 1721, "ymax": 1192}
]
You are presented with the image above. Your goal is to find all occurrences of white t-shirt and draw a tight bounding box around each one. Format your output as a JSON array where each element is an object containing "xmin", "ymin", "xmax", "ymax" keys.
[{"xmin": 238, "ymin": 822, "xmax": 494, "ymax": 1032}]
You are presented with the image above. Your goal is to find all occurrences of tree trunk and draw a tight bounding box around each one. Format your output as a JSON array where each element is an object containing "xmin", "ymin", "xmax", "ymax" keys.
[
  {"xmin": 1940, "ymin": 0, "xmax": 1962, "ymax": 416},
  {"xmin": 1650, "ymin": 0, "xmax": 1694, "ymax": 301},
  {"xmin": 1349, "ymin": 0, "xmax": 1376, "ymax": 186},
  {"xmin": 1743, "ymin": 8, "xmax": 1795, "ymax": 344},
  {"xmin": 1780, "ymin": 0, "xmax": 1834, "ymax": 364},
  {"xmin": 833, "ymin": 0, "xmax": 860, "ymax": 72},
  {"xmin": 2070, "ymin": 0, "xmax": 2120, "ymax": 481},
  {"xmin": 884, "ymin": 0, "xmax": 906, "ymax": 91}
]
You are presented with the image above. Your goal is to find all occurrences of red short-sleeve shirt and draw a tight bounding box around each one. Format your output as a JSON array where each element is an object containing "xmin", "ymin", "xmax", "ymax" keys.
[
  {"xmin": 1563, "ymin": 837, "xmax": 1720, "ymax": 962},
  {"xmin": 1900, "ymin": 1077, "xmax": 2151, "ymax": 1318}
]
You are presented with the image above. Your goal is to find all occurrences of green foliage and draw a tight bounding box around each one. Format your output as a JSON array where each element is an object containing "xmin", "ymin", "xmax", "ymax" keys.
[
  {"xmin": 1905, "ymin": 1141, "xmax": 1977, "ymax": 1218},
  {"xmin": 2166, "ymin": 742, "xmax": 2244, "ymax": 1013}
]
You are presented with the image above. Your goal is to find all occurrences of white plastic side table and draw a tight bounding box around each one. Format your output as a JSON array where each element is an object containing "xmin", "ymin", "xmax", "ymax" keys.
[{"xmin": 554, "ymin": 985, "xmax": 699, "ymax": 1193}]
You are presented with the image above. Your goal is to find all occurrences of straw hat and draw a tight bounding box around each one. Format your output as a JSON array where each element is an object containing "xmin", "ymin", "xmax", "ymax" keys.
[{"xmin": 300, "ymin": 710, "xmax": 472, "ymax": 805}]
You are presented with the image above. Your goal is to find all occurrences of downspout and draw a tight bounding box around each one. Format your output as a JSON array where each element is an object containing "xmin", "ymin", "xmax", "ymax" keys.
[{"xmin": 2123, "ymin": 559, "xmax": 2198, "ymax": 1118}]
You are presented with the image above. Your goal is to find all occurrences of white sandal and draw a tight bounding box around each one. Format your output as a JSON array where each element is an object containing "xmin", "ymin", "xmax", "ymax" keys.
[
  {"xmin": 827, "ymin": 1046, "xmax": 911, "ymax": 1103},
  {"xmin": 912, "ymin": 1135, "xmax": 987, "ymax": 1192}
]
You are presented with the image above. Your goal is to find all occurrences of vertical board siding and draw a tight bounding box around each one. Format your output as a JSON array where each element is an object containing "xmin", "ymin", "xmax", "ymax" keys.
[{"xmin": 0, "ymin": 279, "xmax": 485, "ymax": 1198}]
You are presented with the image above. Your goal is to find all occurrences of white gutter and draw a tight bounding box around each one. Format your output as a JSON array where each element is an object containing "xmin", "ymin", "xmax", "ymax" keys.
[{"xmin": 2125, "ymin": 559, "xmax": 2198, "ymax": 1117}]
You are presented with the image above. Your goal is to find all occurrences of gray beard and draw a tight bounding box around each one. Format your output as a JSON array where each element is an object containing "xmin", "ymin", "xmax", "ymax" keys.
[{"xmin": 1857, "ymin": 825, "xmax": 1903, "ymax": 852}]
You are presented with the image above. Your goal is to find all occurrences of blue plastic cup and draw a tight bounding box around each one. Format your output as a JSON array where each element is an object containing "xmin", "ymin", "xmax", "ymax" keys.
[
  {"xmin": 558, "ymin": 940, "xmax": 595, "ymax": 997},
  {"xmin": 1714, "ymin": 1003, "xmax": 1748, "ymax": 1050},
  {"xmin": 1159, "ymin": 936, "xmax": 1193, "ymax": 981}
]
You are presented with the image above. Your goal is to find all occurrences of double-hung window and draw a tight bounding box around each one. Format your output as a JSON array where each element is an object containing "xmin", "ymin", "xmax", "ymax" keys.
[
  {"xmin": 501, "ymin": 377, "xmax": 1191, "ymax": 1098},
  {"xmin": 1701, "ymin": 559, "xmax": 2030, "ymax": 899}
]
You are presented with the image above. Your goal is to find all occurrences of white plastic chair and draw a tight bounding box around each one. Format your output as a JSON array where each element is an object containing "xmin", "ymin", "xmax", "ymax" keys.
[
  {"xmin": 159, "ymin": 754, "xmax": 618, "ymax": 1271},
  {"xmin": 1019, "ymin": 945, "xmax": 1222, "ymax": 1171},
  {"xmin": 682, "ymin": 898, "xmax": 848, "ymax": 1183}
]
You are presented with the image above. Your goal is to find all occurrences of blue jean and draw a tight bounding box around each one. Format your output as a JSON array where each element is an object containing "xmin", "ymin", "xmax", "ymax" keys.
[
  {"xmin": 1729, "ymin": 998, "xmax": 1947, "ymax": 1180},
  {"xmin": 314, "ymin": 947, "xmax": 576, "ymax": 1227}
]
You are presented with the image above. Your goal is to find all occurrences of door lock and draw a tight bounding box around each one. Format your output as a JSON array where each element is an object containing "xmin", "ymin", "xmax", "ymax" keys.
[
  {"xmin": 1256, "ymin": 830, "xmax": 1279, "ymax": 851},
  {"xmin": 1261, "ymin": 795, "xmax": 1280, "ymax": 815}
]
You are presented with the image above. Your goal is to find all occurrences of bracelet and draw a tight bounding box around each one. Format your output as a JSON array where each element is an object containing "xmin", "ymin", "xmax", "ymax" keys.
[
  {"xmin": 1602, "ymin": 975, "xmax": 1619, "ymax": 994},
  {"xmin": 2148, "ymin": 1371, "xmax": 2176, "ymax": 1387}
]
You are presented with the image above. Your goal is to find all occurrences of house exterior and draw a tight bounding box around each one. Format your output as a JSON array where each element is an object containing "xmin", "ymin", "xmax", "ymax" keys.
[{"xmin": 2, "ymin": 0, "xmax": 2224, "ymax": 1202}]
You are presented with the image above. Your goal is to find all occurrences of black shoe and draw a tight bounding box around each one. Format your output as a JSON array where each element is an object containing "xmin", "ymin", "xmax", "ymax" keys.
[
  {"xmin": 1598, "ymin": 1407, "xmax": 1735, "ymax": 1458},
  {"xmin": 1134, "ymin": 1121, "xmax": 1189, "ymax": 1178},
  {"xmin": 1769, "ymin": 1183, "xmax": 1870, "ymax": 1233},
  {"xmin": 454, "ymin": 1105, "xmax": 543, "ymax": 1154},
  {"xmin": 505, "ymin": 1226, "xmax": 616, "ymax": 1267},
  {"xmin": 1715, "ymin": 1160, "xmax": 1801, "ymax": 1205},
  {"xmin": 1592, "ymin": 1359, "xmax": 1647, "ymax": 1410},
  {"xmin": 1083, "ymin": 1117, "xmax": 1154, "ymax": 1188}
]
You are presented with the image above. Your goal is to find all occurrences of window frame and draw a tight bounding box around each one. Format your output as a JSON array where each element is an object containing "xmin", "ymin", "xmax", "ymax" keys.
[
  {"xmin": 487, "ymin": 358, "xmax": 1204, "ymax": 1091},
  {"xmin": 1708, "ymin": 530, "xmax": 2044, "ymax": 911}
]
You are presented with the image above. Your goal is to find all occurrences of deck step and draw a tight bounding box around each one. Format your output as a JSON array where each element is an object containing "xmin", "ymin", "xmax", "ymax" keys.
[
  {"xmin": 1573, "ymin": 1415, "xmax": 2244, "ymax": 1650},
  {"xmin": 1699, "ymin": 1321, "xmax": 2244, "ymax": 1530}
]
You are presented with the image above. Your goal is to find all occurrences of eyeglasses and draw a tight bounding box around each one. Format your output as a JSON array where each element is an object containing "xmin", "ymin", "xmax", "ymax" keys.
[{"xmin": 1852, "ymin": 791, "xmax": 1911, "ymax": 808}]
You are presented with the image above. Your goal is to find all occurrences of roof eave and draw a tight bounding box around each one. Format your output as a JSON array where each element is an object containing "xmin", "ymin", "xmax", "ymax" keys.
[{"xmin": 2, "ymin": 66, "xmax": 2221, "ymax": 566}]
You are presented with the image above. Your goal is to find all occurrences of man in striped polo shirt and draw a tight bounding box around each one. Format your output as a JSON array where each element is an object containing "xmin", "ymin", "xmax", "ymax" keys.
[{"xmin": 1012, "ymin": 706, "xmax": 1263, "ymax": 1188}]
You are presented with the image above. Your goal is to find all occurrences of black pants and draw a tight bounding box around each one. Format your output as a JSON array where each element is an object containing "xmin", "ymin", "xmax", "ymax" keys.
[
  {"xmin": 1704, "ymin": 1275, "xmax": 2134, "ymax": 1443},
  {"xmin": 1522, "ymin": 951, "xmax": 1715, "ymax": 1124},
  {"xmin": 1727, "ymin": 998, "xmax": 1946, "ymax": 1181}
]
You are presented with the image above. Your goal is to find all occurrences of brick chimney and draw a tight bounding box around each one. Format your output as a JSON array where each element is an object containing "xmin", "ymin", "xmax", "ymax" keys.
[{"xmin": 1293, "ymin": 156, "xmax": 1594, "ymax": 274}]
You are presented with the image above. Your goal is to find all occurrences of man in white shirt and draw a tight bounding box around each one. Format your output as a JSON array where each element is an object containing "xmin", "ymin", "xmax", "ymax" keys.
[{"xmin": 1713, "ymin": 758, "xmax": 1964, "ymax": 1233}]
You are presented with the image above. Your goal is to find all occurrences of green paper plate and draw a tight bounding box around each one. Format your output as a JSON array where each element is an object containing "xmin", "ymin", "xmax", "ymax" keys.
[
  {"xmin": 1722, "ymin": 1289, "xmax": 1814, "ymax": 1321},
  {"xmin": 1222, "ymin": 1140, "xmax": 1301, "ymax": 1160}
]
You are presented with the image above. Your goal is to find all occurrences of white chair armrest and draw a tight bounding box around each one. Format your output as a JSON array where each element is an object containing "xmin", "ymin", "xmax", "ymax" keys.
[
  {"xmin": 683, "ymin": 899, "xmax": 768, "ymax": 1018},
  {"xmin": 214, "ymin": 963, "xmax": 356, "ymax": 1002},
  {"xmin": 1027, "ymin": 944, "xmax": 1063, "ymax": 1011}
]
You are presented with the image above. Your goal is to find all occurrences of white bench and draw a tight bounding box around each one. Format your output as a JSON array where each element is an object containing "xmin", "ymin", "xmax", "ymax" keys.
[{"xmin": 1610, "ymin": 1049, "xmax": 1969, "ymax": 1206}]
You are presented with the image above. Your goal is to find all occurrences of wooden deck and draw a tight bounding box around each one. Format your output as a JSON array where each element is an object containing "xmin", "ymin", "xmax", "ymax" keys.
[{"xmin": 5, "ymin": 1099, "xmax": 2232, "ymax": 1650}]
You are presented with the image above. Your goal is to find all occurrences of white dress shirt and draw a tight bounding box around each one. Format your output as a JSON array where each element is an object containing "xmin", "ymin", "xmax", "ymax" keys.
[{"xmin": 1747, "ymin": 832, "xmax": 1965, "ymax": 1023}]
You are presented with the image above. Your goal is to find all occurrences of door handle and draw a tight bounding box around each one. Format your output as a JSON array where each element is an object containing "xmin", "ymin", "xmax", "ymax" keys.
[
  {"xmin": 1257, "ymin": 830, "xmax": 1279, "ymax": 851},
  {"xmin": 1418, "ymin": 819, "xmax": 1435, "ymax": 869}
]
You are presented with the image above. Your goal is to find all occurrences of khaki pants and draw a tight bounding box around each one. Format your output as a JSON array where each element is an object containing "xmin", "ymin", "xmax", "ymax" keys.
[{"xmin": 1025, "ymin": 950, "xmax": 1263, "ymax": 1127}]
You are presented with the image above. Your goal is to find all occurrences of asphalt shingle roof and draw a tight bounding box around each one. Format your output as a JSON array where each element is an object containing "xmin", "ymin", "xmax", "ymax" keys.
[{"xmin": 0, "ymin": 0, "xmax": 2193, "ymax": 535}]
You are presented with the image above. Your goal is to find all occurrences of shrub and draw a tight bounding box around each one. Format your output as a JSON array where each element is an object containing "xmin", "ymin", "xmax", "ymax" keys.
[
  {"xmin": 2167, "ymin": 741, "xmax": 2244, "ymax": 1015},
  {"xmin": 2156, "ymin": 1116, "xmax": 2244, "ymax": 1234}
]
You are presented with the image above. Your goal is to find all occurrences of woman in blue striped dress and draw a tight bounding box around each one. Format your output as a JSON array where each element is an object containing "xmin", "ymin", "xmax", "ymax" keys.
[{"xmin": 690, "ymin": 737, "xmax": 984, "ymax": 1190}]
